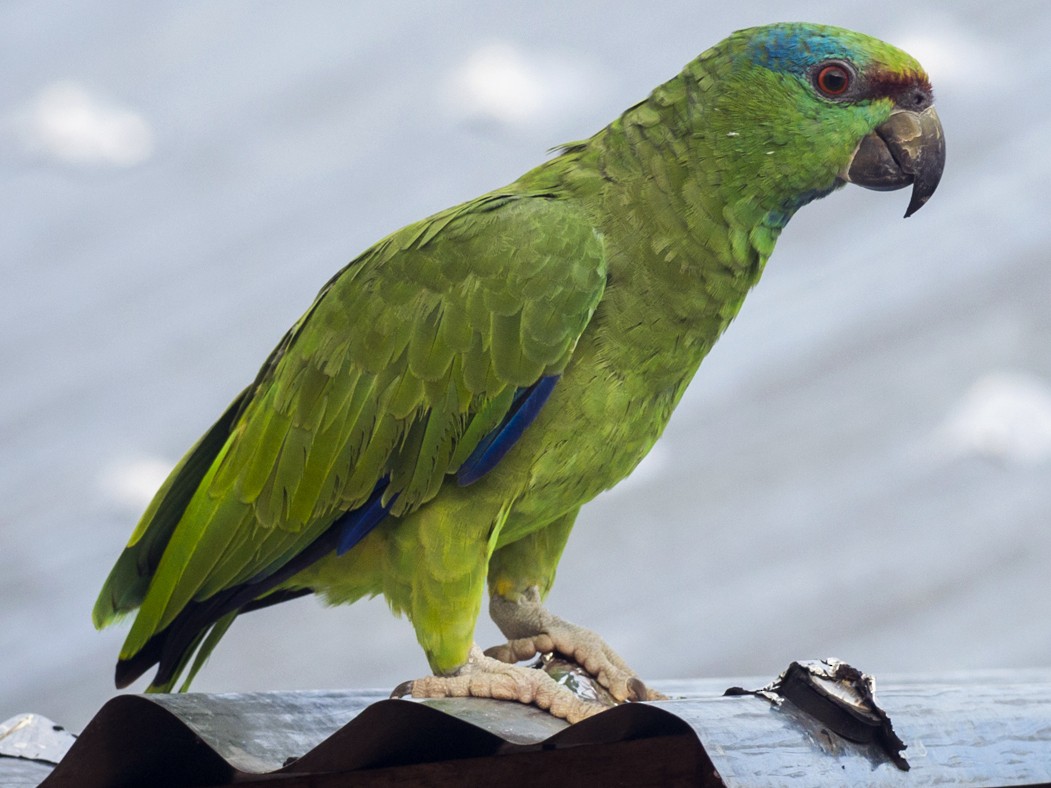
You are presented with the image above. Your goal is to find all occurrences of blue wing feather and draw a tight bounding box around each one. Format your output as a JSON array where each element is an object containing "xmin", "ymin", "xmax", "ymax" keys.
[
  {"xmin": 335, "ymin": 479, "xmax": 395, "ymax": 555},
  {"xmin": 456, "ymin": 375, "xmax": 559, "ymax": 486}
]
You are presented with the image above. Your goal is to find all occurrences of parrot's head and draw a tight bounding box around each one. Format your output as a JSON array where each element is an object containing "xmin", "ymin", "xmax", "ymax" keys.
[{"xmin": 694, "ymin": 22, "xmax": 945, "ymax": 222}]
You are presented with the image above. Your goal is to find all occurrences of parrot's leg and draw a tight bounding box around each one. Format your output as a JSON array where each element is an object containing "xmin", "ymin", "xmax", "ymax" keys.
[
  {"xmin": 392, "ymin": 643, "xmax": 608, "ymax": 723},
  {"xmin": 484, "ymin": 511, "xmax": 667, "ymax": 703},
  {"xmin": 389, "ymin": 498, "xmax": 608, "ymax": 722}
]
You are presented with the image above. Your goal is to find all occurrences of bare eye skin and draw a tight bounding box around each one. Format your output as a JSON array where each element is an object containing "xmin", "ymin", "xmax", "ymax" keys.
[{"xmin": 815, "ymin": 63, "xmax": 852, "ymax": 96}]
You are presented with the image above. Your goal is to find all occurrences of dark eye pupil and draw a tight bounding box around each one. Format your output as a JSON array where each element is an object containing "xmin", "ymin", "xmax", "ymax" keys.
[
  {"xmin": 817, "ymin": 65, "xmax": 850, "ymax": 96},
  {"xmin": 824, "ymin": 71, "xmax": 845, "ymax": 90}
]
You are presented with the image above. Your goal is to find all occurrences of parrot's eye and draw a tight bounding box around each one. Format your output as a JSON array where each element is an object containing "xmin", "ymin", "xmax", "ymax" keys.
[{"xmin": 814, "ymin": 62, "xmax": 854, "ymax": 97}]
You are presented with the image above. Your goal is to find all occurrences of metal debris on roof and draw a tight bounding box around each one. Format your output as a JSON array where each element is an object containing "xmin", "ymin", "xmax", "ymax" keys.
[
  {"xmin": 0, "ymin": 714, "xmax": 78, "ymax": 787},
  {"xmin": 0, "ymin": 714, "xmax": 77, "ymax": 765},
  {"xmin": 725, "ymin": 658, "xmax": 909, "ymax": 770}
]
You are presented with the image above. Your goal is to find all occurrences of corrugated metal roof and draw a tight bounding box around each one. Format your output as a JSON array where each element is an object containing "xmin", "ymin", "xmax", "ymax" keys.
[{"xmin": 7, "ymin": 668, "xmax": 1050, "ymax": 786}]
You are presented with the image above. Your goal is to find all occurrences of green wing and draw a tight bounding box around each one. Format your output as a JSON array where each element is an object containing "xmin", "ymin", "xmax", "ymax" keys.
[{"xmin": 93, "ymin": 190, "xmax": 608, "ymax": 671}]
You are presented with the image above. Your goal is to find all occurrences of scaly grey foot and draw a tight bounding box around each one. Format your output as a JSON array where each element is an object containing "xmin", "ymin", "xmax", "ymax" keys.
[
  {"xmin": 485, "ymin": 586, "xmax": 668, "ymax": 702},
  {"xmin": 391, "ymin": 644, "xmax": 608, "ymax": 723}
]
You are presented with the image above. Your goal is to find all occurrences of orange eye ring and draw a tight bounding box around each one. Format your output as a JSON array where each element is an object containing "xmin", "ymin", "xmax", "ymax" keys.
[{"xmin": 815, "ymin": 63, "xmax": 852, "ymax": 97}]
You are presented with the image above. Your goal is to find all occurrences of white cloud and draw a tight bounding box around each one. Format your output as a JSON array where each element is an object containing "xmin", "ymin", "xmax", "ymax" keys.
[
  {"xmin": 12, "ymin": 81, "xmax": 154, "ymax": 167},
  {"xmin": 444, "ymin": 41, "xmax": 597, "ymax": 127},
  {"xmin": 100, "ymin": 456, "xmax": 172, "ymax": 510},
  {"xmin": 893, "ymin": 22, "xmax": 1006, "ymax": 92},
  {"xmin": 938, "ymin": 371, "xmax": 1051, "ymax": 464}
]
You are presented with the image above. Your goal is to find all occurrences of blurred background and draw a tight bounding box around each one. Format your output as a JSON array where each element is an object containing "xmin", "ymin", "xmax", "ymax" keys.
[{"xmin": 3, "ymin": 1, "xmax": 1049, "ymax": 732}]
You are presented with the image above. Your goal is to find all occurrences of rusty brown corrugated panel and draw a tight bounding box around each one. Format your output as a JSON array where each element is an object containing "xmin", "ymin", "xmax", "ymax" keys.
[{"xmin": 13, "ymin": 671, "xmax": 1051, "ymax": 786}]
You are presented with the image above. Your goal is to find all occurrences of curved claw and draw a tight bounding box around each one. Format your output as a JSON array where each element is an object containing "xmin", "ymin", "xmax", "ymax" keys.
[
  {"xmin": 628, "ymin": 676, "xmax": 669, "ymax": 702},
  {"xmin": 390, "ymin": 679, "xmax": 415, "ymax": 699}
]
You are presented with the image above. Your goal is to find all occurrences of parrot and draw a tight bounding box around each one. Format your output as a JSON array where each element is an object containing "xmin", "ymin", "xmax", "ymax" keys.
[{"xmin": 94, "ymin": 22, "xmax": 944, "ymax": 722}]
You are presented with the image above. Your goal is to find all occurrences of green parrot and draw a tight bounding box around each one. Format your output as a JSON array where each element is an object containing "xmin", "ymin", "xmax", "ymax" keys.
[{"xmin": 94, "ymin": 22, "xmax": 944, "ymax": 722}]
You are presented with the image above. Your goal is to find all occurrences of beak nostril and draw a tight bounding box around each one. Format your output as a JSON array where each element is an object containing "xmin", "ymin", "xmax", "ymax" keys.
[{"xmin": 901, "ymin": 88, "xmax": 932, "ymax": 112}]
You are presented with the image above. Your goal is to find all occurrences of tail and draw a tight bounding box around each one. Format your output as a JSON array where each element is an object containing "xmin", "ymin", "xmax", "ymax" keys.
[
  {"xmin": 93, "ymin": 391, "xmax": 260, "ymax": 691},
  {"xmin": 93, "ymin": 391, "xmax": 250, "ymax": 631},
  {"xmin": 115, "ymin": 487, "xmax": 387, "ymax": 690},
  {"xmin": 95, "ymin": 383, "xmax": 386, "ymax": 691},
  {"xmin": 115, "ymin": 587, "xmax": 312, "ymax": 692}
]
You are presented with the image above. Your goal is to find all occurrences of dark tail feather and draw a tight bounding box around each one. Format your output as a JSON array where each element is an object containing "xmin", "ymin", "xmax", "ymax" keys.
[
  {"xmin": 115, "ymin": 479, "xmax": 395, "ymax": 690},
  {"xmin": 115, "ymin": 587, "xmax": 313, "ymax": 690}
]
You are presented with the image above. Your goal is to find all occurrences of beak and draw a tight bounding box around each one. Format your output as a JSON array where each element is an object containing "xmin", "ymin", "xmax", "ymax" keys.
[{"xmin": 844, "ymin": 106, "xmax": 945, "ymax": 218}]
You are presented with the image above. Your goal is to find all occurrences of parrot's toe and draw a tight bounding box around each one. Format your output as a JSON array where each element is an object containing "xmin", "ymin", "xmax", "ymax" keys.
[
  {"xmin": 391, "ymin": 644, "xmax": 609, "ymax": 723},
  {"xmin": 487, "ymin": 588, "xmax": 667, "ymax": 703},
  {"xmin": 484, "ymin": 629, "xmax": 666, "ymax": 702}
]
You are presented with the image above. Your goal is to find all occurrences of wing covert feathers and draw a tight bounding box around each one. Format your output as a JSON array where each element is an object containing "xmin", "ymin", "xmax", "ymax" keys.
[{"xmin": 102, "ymin": 192, "xmax": 608, "ymax": 671}]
